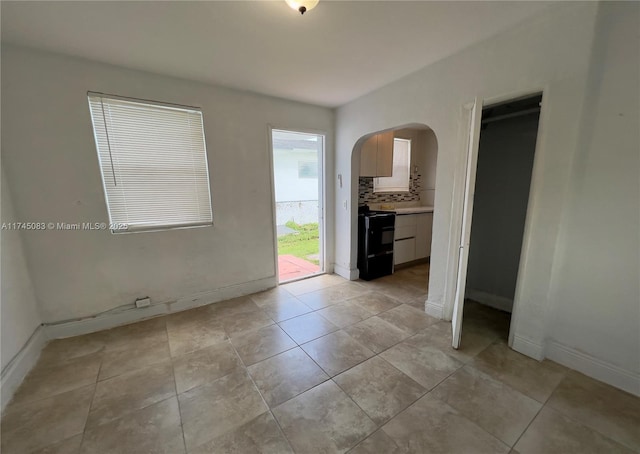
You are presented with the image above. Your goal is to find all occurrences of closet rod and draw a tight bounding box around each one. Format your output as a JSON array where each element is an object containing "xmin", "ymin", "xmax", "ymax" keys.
[{"xmin": 481, "ymin": 107, "xmax": 540, "ymax": 124}]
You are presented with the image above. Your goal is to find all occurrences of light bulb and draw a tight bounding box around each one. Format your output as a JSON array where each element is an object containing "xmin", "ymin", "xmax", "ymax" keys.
[{"xmin": 285, "ymin": 0, "xmax": 319, "ymax": 15}]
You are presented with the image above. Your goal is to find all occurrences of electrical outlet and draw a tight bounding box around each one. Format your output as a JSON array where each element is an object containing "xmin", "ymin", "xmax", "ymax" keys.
[{"xmin": 135, "ymin": 297, "xmax": 151, "ymax": 308}]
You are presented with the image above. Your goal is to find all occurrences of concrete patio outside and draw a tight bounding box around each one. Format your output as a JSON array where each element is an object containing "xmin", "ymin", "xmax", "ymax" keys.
[{"xmin": 278, "ymin": 254, "xmax": 320, "ymax": 282}]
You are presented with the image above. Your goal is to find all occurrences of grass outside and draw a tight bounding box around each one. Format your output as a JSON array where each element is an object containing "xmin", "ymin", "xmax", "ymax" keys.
[{"xmin": 277, "ymin": 221, "xmax": 319, "ymax": 265}]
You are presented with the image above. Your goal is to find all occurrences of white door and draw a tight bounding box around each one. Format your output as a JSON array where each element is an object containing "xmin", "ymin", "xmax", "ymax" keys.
[{"xmin": 451, "ymin": 98, "xmax": 483, "ymax": 349}]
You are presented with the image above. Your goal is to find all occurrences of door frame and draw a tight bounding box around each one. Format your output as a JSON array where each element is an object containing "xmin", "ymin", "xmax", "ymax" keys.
[
  {"xmin": 267, "ymin": 126, "xmax": 327, "ymax": 283},
  {"xmin": 450, "ymin": 88, "xmax": 546, "ymax": 350}
]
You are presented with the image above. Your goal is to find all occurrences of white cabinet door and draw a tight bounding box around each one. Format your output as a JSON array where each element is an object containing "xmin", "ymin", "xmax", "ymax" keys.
[
  {"xmin": 359, "ymin": 131, "xmax": 395, "ymax": 177},
  {"xmin": 415, "ymin": 213, "xmax": 433, "ymax": 259},
  {"xmin": 377, "ymin": 131, "xmax": 394, "ymax": 177},
  {"xmin": 360, "ymin": 135, "xmax": 378, "ymax": 177},
  {"xmin": 394, "ymin": 238, "xmax": 416, "ymax": 265}
]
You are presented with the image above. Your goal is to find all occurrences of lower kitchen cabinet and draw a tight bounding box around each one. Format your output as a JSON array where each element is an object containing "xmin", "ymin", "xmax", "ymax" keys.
[
  {"xmin": 394, "ymin": 237, "xmax": 416, "ymax": 265},
  {"xmin": 394, "ymin": 212, "xmax": 433, "ymax": 266}
]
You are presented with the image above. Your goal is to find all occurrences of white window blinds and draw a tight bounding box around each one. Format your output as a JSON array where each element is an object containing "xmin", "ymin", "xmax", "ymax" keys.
[
  {"xmin": 88, "ymin": 94, "xmax": 213, "ymax": 233},
  {"xmin": 374, "ymin": 138, "xmax": 411, "ymax": 193}
]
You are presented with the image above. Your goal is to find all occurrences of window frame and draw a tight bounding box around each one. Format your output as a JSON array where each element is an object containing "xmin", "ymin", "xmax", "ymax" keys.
[{"xmin": 87, "ymin": 92, "xmax": 213, "ymax": 234}]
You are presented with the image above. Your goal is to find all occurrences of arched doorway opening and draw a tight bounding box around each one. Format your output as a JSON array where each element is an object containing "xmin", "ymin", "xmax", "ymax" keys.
[{"xmin": 350, "ymin": 123, "xmax": 439, "ymax": 308}]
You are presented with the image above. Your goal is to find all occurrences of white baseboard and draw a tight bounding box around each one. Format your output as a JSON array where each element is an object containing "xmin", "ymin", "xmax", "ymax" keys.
[
  {"xmin": 1, "ymin": 325, "xmax": 48, "ymax": 413},
  {"xmin": 466, "ymin": 288, "xmax": 513, "ymax": 313},
  {"xmin": 425, "ymin": 297, "xmax": 445, "ymax": 320},
  {"xmin": 172, "ymin": 276, "xmax": 276, "ymax": 312},
  {"xmin": 512, "ymin": 334, "xmax": 545, "ymax": 360},
  {"xmin": 334, "ymin": 263, "xmax": 359, "ymax": 281},
  {"xmin": 545, "ymin": 340, "xmax": 640, "ymax": 397},
  {"xmin": 46, "ymin": 276, "xmax": 277, "ymax": 339}
]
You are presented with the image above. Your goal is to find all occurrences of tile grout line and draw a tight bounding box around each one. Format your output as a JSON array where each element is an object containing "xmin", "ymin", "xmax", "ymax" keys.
[
  {"xmin": 4, "ymin": 292, "xmax": 419, "ymax": 403},
  {"xmin": 2, "ymin": 356, "xmax": 103, "ymax": 414},
  {"xmin": 166, "ymin": 318, "xmax": 189, "ymax": 454},
  {"xmin": 334, "ymin": 333, "xmax": 439, "ymax": 453},
  {"xmin": 328, "ymin": 349, "xmax": 431, "ymax": 449},
  {"xmin": 273, "ymin": 297, "xmax": 434, "ymax": 451},
  {"xmin": 83, "ymin": 320, "xmax": 181, "ymax": 451},
  {"xmin": 75, "ymin": 332, "xmax": 113, "ymax": 451},
  {"xmin": 11, "ymin": 323, "xmax": 178, "ymax": 451},
  {"xmin": 509, "ymin": 368, "xmax": 565, "ymax": 450},
  {"xmin": 507, "ymin": 367, "xmax": 576, "ymax": 451},
  {"xmin": 84, "ymin": 320, "xmax": 182, "ymax": 450},
  {"xmin": 429, "ymin": 337, "xmax": 563, "ymax": 451},
  {"xmin": 4, "ymin": 268, "xmax": 438, "ymax": 453},
  {"xmin": 238, "ymin": 292, "xmax": 508, "ymax": 450},
  {"xmin": 225, "ymin": 336, "xmax": 298, "ymax": 454},
  {"xmin": 77, "ymin": 360, "xmax": 103, "ymax": 451}
]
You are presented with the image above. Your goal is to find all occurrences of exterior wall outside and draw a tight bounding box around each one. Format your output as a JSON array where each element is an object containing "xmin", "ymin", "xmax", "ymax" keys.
[
  {"xmin": 273, "ymin": 149, "xmax": 319, "ymax": 202},
  {"xmin": 276, "ymin": 201, "xmax": 318, "ymax": 225},
  {"xmin": 273, "ymin": 148, "xmax": 319, "ymax": 225}
]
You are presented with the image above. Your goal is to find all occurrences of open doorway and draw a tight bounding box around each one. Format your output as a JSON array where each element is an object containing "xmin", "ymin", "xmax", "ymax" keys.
[
  {"xmin": 352, "ymin": 125, "xmax": 438, "ymax": 283},
  {"xmin": 271, "ymin": 129, "xmax": 325, "ymax": 283},
  {"xmin": 452, "ymin": 94, "xmax": 543, "ymax": 348}
]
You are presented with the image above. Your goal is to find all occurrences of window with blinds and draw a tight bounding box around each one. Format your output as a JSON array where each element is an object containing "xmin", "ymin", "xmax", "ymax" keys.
[
  {"xmin": 87, "ymin": 93, "xmax": 213, "ymax": 233},
  {"xmin": 374, "ymin": 138, "xmax": 411, "ymax": 193}
]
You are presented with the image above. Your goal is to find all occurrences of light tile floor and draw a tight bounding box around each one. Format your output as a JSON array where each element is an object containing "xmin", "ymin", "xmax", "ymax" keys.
[{"xmin": 2, "ymin": 263, "xmax": 639, "ymax": 453}]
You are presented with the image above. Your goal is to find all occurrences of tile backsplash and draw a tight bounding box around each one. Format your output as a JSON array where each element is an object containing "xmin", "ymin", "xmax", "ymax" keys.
[{"xmin": 359, "ymin": 174, "xmax": 422, "ymax": 204}]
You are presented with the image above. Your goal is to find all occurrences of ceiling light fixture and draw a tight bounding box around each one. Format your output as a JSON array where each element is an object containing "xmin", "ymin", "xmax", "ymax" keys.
[{"xmin": 286, "ymin": 0, "xmax": 319, "ymax": 15}]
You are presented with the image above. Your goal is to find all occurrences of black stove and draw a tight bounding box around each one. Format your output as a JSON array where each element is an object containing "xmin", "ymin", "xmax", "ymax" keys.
[{"xmin": 358, "ymin": 205, "xmax": 396, "ymax": 280}]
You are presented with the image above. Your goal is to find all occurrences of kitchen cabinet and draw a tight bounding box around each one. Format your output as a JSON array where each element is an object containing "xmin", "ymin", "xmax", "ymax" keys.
[
  {"xmin": 360, "ymin": 131, "xmax": 394, "ymax": 177},
  {"xmin": 393, "ymin": 212, "xmax": 433, "ymax": 266},
  {"xmin": 394, "ymin": 238, "xmax": 416, "ymax": 265}
]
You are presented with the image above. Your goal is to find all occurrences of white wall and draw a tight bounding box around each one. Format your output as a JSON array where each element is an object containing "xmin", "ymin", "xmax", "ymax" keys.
[
  {"xmin": 395, "ymin": 128, "xmax": 438, "ymax": 200},
  {"xmin": 466, "ymin": 112, "xmax": 539, "ymax": 308},
  {"xmin": 335, "ymin": 2, "xmax": 639, "ymax": 393},
  {"xmin": 336, "ymin": 2, "xmax": 598, "ymax": 321},
  {"xmin": 545, "ymin": 2, "xmax": 639, "ymax": 392},
  {"xmin": 1, "ymin": 45, "xmax": 334, "ymax": 323},
  {"xmin": 1, "ymin": 169, "xmax": 42, "ymax": 371},
  {"xmin": 273, "ymin": 149, "xmax": 319, "ymax": 202},
  {"xmin": 418, "ymin": 129, "xmax": 438, "ymax": 206}
]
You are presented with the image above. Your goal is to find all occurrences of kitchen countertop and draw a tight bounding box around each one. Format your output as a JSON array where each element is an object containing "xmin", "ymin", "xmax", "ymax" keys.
[{"xmin": 378, "ymin": 206, "xmax": 434, "ymax": 214}]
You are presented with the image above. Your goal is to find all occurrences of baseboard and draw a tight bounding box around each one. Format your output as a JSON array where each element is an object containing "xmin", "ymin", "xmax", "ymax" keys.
[
  {"xmin": 545, "ymin": 340, "xmax": 640, "ymax": 397},
  {"xmin": 1, "ymin": 325, "xmax": 48, "ymax": 413},
  {"xmin": 334, "ymin": 263, "xmax": 359, "ymax": 281},
  {"xmin": 512, "ymin": 334, "xmax": 545, "ymax": 360},
  {"xmin": 425, "ymin": 297, "xmax": 444, "ymax": 320},
  {"xmin": 466, "ymin": 288, "xmax": 513, "ymax": 313},
  {"xmin": 45, "ymin": 276, "xmax": 277, "ymax": 339},
  {"xmin": 172, "ymin": 276, "xmax": 276, "ymax": 312},
  {"xmin": 393, "ymin": 257, "xmax": 430, "ymax": 272}
]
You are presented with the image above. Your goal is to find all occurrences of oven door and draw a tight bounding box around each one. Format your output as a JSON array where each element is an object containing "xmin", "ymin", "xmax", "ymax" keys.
[{"xmin": 366, "ymin": 214, "xmax": 395, "ymax": 257}]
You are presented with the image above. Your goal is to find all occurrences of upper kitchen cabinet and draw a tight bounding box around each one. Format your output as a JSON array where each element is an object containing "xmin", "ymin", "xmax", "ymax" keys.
[{"xmin": 360, "ymin": 131, "xmax": 394, "ymax": 177}]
